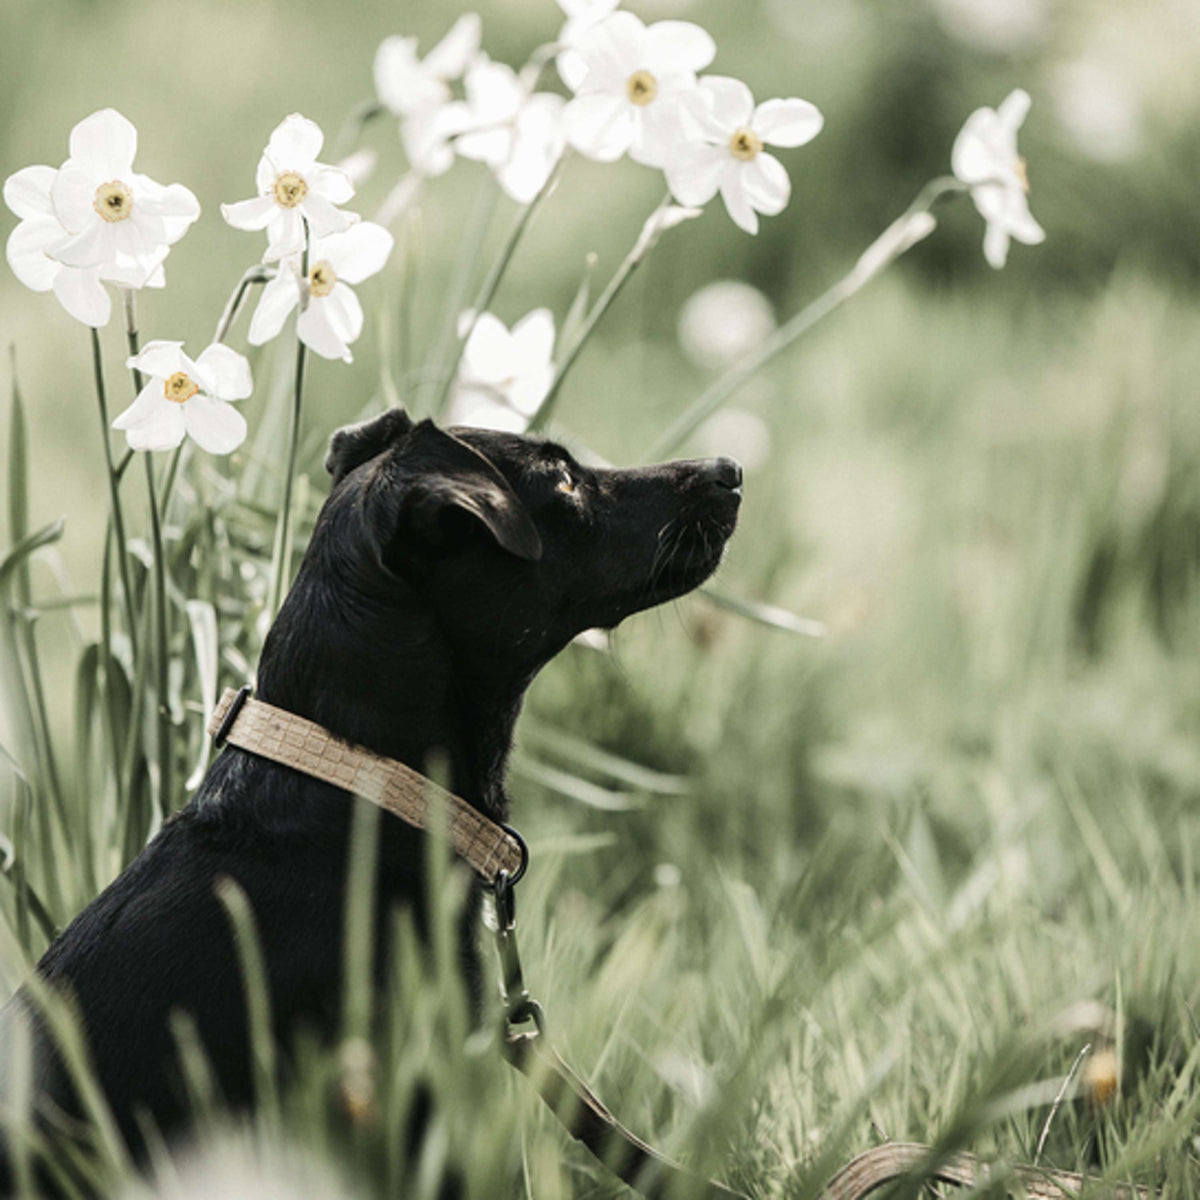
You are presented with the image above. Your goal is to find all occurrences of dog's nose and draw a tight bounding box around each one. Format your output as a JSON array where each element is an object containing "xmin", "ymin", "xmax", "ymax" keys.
[{"xmin": 704, "ymin": 457, "xmax": 743, "ymax": 491}]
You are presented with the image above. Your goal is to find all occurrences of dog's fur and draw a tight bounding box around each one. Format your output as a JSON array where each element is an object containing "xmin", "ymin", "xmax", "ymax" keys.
[{"xmin": 0, "ymin": 409, "xmax": 741, "ymax": 1181}]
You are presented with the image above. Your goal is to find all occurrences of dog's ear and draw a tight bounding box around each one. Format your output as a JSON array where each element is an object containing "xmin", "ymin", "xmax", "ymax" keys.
[
  {"xmin": 325, "ymin": 408, "xmax": 415, "ymax": 487},
  {"xmin": 388, "ymin": 421, "xmax": 543, "ymax": 563}
]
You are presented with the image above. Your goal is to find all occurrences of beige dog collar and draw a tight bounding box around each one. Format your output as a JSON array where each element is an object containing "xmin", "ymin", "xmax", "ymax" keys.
[{"xmin": 207, "ymin": 687, "xmax": 526, "ymax": 886}]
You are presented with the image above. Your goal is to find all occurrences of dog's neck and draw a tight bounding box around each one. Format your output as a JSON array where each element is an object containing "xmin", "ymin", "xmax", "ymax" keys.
[{"xmin": 254, "ymin": 565, "xmax": 524, "ymax": 823}]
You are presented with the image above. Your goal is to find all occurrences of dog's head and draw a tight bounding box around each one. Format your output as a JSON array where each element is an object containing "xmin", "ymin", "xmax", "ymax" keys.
[{"xmin": 305, "ymin": 407, "xmax": 741, "ymax": 682}]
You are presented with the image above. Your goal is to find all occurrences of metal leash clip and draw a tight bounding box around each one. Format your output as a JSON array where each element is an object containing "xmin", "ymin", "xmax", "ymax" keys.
[{"xmin": 489, "ymin": 827, "xmax": 545, "ymax": 1040}]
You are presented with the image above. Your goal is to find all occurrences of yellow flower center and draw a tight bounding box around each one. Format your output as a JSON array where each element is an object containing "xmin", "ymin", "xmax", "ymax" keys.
[
  {"xmin": 1014, "ymin": 156, "xmax": 1029, "ymax": 192},
  {"xmin": 729, "ymin": 127, "xmax": 763, "ymax": 161},
  {"xmin": 626, "ymin": 70, "xmax": 658, "ymax": 106},
  {"xmin": 163, "ymin": 372, "xmax": 199, "ymax": 404},
  {"xmin": 273, "ymin": 171, "xmax": 309, "ymax": 208},
  {"xmin": 93, "ymin": 180, "xmax": 134, "ymax": 223},
  {"xmin": 308, "ymin": 260, "xmax": 337, "ymax": 297}
]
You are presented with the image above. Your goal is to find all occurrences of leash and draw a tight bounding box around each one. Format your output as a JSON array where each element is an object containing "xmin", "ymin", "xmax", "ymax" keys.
[{"xmin": 207, "ymin": 688, "xmax": 1154, "ymax": 1200}]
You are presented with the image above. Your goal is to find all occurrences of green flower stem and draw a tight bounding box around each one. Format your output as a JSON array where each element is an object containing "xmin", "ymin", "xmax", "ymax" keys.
[
  {"xmin": 123, "ymin": 289, "xmax": 172, "ymax": 816},
  {"xmin": 268, "ymin": 233, "xmax": 310, "ymax": 619},
  {"xmin": 433, "ymin": 156, "xmax": 567, "ymax": 420},
  {"xmin": 647, "ymin": 176, "xmax": 968, "ymax": 460},
  {"xmin": 421, "ymin": 174, "xmax": 499, "ymax": 414},
  {"xmin": 528, "ymin": 190, "xmax": 672, "ymax": 434},
  {"xmin": 89, "ymin": 329, "xmax": 138, "ymax": 653},
  {"xmin": 98, "ymin": 525, "xmax": 125, "ymax": 859},
  {"xmin": 214, "ymin": 265, "xmax": 272, "ymax": 346}
]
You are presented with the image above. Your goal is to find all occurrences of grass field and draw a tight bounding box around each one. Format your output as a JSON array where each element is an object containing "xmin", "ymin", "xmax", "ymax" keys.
[{"xmin": 2, "ymin": 0, "xmax": 1199, "ymax": 1195}]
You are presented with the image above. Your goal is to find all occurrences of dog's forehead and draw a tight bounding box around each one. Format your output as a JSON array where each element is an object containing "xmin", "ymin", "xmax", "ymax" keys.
[{"xmin": 449, "ymin": 427, "xmax": 570, "ymax": 476}]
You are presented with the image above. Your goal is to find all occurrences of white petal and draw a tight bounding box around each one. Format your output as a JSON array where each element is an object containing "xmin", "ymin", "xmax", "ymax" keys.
[
  {"xmin": 101, "ymin": 244, "xmax": 168, "ymax": 288},
  {"xmin": 697, "ymin": 76, "xmax": 756, "ymax": 134},
  {"xmin": 267, "ymin": 114, "xmax": 325, "ymax": 172},
  {"xmin": 507, "ymin": 364, "xmax": 553, "ymax": 416},
  {"xmin": 120, "ymin": 397, "xmax": 186, "ymax": 452},
  {"xmin": 112, "ymin": 381, "xmax": 165, "ymax": 430},
  {"xmin": 644, "ymin": 20, "xmax": 716, "ymax": 74},
  {"xmin": 134, "ymin": 178, "xmax": 201, "ymax": 238},
  {"xmin": 951, "ymin": 110, "xmax": 999, "ymax": 184},
  {"xmin": 574, "ymin": 12, "xmax": 647, "ymax": 94},
  {"xmin": 4, "ymin": 166, "xmax": 56, "ymax": 220},
  {"xmin": 718, "ymin": 164, "xmax": 758, "ymax": 235},
  {"xmin": 1009, "ymin": 204, "xmax": 1045, "ymax": 246},
  {"xmin": 462, "ymin": 313, "xmax": 516, "ymax": 384},
  {"xmin": 68, "ymin": 109, "xmax": 138, "ymax": 178},
  {"xmin": 463, "ymin": 56, "xmax": 525, "ymax": 122},
  {"xmin": 997, "ymin": 88, "xmax": 1032, "ymax": 133},
  {"xmin": 448, "ymin": 386, "xmax": 529, "ymax": 433},
  {"xmin": 299, "ymin": 191, "xmax": 356, "ymax": 239},
  {"xmin": 374, "ymin": 36, "xmax": 421, "ymax": 115},
  {"xmin": 753, "ymin": 98, "xmax": 824, "ymax": 148},
  {"xmin": 52, "ymin": 265, "xmax": 111, "ymax": 326},
  {"xmin": 50, "ymin": 221, "xmax": 110, "ymax": 269},
  {"xmin": 510, "ymin": 308, "xmax": 556, "ymax": 367},
  {"xmin": 424, "ymin": 13, "xmax": 482, "ymax": 80},
  {"xmin": 401, "ymin": 114, "xmax": 457, "ymax": 176},
  {"xmin": 6, "ymin": 218, "xmax": 64, "ymax": 291},
  {"xmin": 311, "ymin": 165, "xmax": 355, "ymax": 206},
  {"xmin": 664, "ymin": 142, "xmax": 725, "ymax": 206},
  {"xmin": 556, "ymin": 48, "xmax": 590, "ymax": 93},
  {"xmin": 742, "ymin": 152, "xmax": 790, "ymax": 216},
  {"xmin": 564, "ymin": 93, "xmax": 635, "ymax": 161},
  {"xmin": 194, "ymin": 343, "xmax": 253, "ymax": 401},
  {"xmin": 49, "ymin": 165, "xmax": 98, "ymax": 234},
  {"xmin": 128, "ymin": 341, "xmax": 190, "ymax": 379},
  {"xmin": 983, "ymin": 220, "xmax": 1010, "ymax": 269},
  {"xmin": 297, "ymin": 298, "xmax": 353, "ymax": 362},
  {"xmin": 322, "ymin": 282, "xmax": 364, "ymax": 343},
  {"xmin": 248, "ymin": 270, "xmax": 300, "ymax": 344},
  {"xmin": 221, "ymin": 195, "xmax": 277, "ymax": 231},
  {"xmin": 264, "ymin": 209, "xmax": 306, "ymax": 261},
  {"xmin": 183, "ymin": 395, "xmax": 248, "ymax": 455},
  {"xmin": 319, "ymin": 221, "xmax": 393, "ymax": 284},
  {"xmin": 457, "ymin": 127, "xmax": 514, "ymax": 166}
]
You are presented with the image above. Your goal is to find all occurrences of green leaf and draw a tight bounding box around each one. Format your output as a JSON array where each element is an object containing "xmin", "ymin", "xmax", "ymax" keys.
[
  {"xmin": 73, "ymin": 643, "xmax": 101, "ymax": 790},
  {"xmin": 557, "ymin": 251, "xmax": 598, "ymax": 356},
  {"xmin": 8, "ymin": 350, "xmax": 28, "ymax": 559},
  {"xmin": 184, "ymin": 599, "xmax": 218, "ymax": 790},
  {"xmin": 520, "ymin": 719, "xmax": 689, "ymax": 796},
  {"xmin": 0, "ymin": 735, "xmax": 28, "ymax": 783},
  {"xmin": 700, "ymin": 586, "xmax": 827, "ymax": 638},
  {"xmin": 510, "ymin": 752, "xmax": 644, "ymax": 811},
  {"xmin": 0, "ymin": 518, "xmax": 66, "ymax": 590}
]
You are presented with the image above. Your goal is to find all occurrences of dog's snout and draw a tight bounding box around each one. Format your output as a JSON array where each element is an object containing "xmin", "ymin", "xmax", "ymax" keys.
[{"xmin": 704, "ymin": 457, "xmax": 743, "ymax": 492}]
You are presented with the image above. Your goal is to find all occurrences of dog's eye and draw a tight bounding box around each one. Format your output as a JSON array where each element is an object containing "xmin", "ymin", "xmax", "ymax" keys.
[{"xmin": 555, "ymin": 469, "xmax": 577, "ymax": 496}]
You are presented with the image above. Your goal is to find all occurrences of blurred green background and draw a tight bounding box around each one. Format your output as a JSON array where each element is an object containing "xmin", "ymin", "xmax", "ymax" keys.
[{"xmin": 4, "ymin": 0, "xmax": 1200, "ymax": 1194}]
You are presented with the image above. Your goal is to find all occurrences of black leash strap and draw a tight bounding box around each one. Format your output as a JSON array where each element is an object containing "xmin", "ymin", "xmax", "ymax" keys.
[{"xmin": 488, "ymin": 867, "xmax": 749, "ymax": 1200}]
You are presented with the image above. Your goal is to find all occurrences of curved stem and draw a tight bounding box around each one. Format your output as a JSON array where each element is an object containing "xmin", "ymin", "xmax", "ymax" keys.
[
  {"xmin": 268, "ymin": 229, "xmax": 310, "ymax": 619},
  {"xmin": 123, "ymin": 289, "xmax": 172, "ymax": 816},
  {"xmin": 433, "ymin": 155, "xmax": 566, "ymax": 420},
  {"xmin": 528, "ymin": 190, "xmax": 672, "ymax": 434},
  {"xmin": 214, "ymin": 265, "xmax": 272, "ymax": 345},
  {"xmin": 646, "ymin": 178, "xmax": 965, "ymax": 461},
  {"xmin": 89, "ymin": 329, "xmax": 138, "ymax": 655}
]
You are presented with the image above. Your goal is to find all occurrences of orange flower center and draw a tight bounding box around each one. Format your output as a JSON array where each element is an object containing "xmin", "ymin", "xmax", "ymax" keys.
[
  {"xmin": 93, "ymin": 180, "xmax": 134, "ymax": 223},
  {"xmin": 729, "ymin": 127, "xmax": 763, "ymax": 161},
  {"xmin": 626, "ymin": 70, "xmax": 658, "ymax": 106},
  {"xmin": 163, "ymin": 372, "xmax": 199, "ymax": 404},
  {"xmin": 273, "ymin": 171, "xmax": 309, "ymax": 208}
]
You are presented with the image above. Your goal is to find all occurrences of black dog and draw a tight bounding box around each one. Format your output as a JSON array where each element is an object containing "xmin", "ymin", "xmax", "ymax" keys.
[{"xmin": 0, "ymin": 409, "xmax": 741, "ymax": 1183}]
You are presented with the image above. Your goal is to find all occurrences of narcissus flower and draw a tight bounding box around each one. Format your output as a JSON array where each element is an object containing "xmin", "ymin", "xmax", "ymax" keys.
[
  {"xmin": 951, "ymin": 88, "xmax": 1045, "ymax": 268},
  {"xmin": 248, "ymin": 221, "xmax": 394, "ymax": 363},
  {"xmin": 374, "ymin": 14, "xmax": 481, "ymax": 117},
  {"xmin": 221, "ymin": 114, "xmax": 357, "ymax": 261},
  {"xmin": 4, "ymin": 109, "xmax": 197, "ymax": 325},
  {"xmin": 562, "ymin": 12, "xmax": 716, "ymax": 167},
  {"xmin": 113, "ymin": 342, "xmax": 252, "ymax": 454},
  {"xmin": 666, "ymin": 77, "xmax": 823, "ymax": 234},
  {"xmin": 452, "ymin": 56, "xmax": 566, "ymax": 202},
  {"xmin": 448, "ymin": 309, "xmax": 555, "ymax": 432},
  {"xmin": 555, "ymin": 0, "xmax": 622, "ymax": 91}
]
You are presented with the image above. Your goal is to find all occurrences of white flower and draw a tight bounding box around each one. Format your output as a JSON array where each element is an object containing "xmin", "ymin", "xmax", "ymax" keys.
[
  {"xmin": 247, "ymin": 222, "xmax": 394, "ymax": 363},
  {"xmin": 44, "ymin": 109, "xmax": 199, "ymax": 282},
  {"xmin": 951, "ymin": 88, "xmax": 1045, "ymax": 269},
  {"xmin": 401, "ymin": 104, "xmax": 471, "ymax": 177},
  {"xmin": 448, "ymin": 309, "xmax": 555, "ymax": 432},
  {"xmin": 221, "ymin": 114, "xmax": 357, "ymax": 262},
  {"xmin": 113, "ymin": 342, "xmax": 252, "ymax": 455},
  {"xmin": 374, "ymin": 15, "xmax": 481, "ymax": 117},
  {"xmin": 562, "ymin": 11, "xmax": 716, "ymax": 167},
  {"xmin": 665, "ymin": 77, "xmax": 822, "ymax": 235},
  {"xmin": 452, "ymin": 56, "xmax": 566, "ymax": 203},
  {"xmin": 4, "ymin": 110, "xmax": 197, "ymax": 325},
  {"xmin": 555, "ymin": 0, "xmax": 622, "ymax": 92}
]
